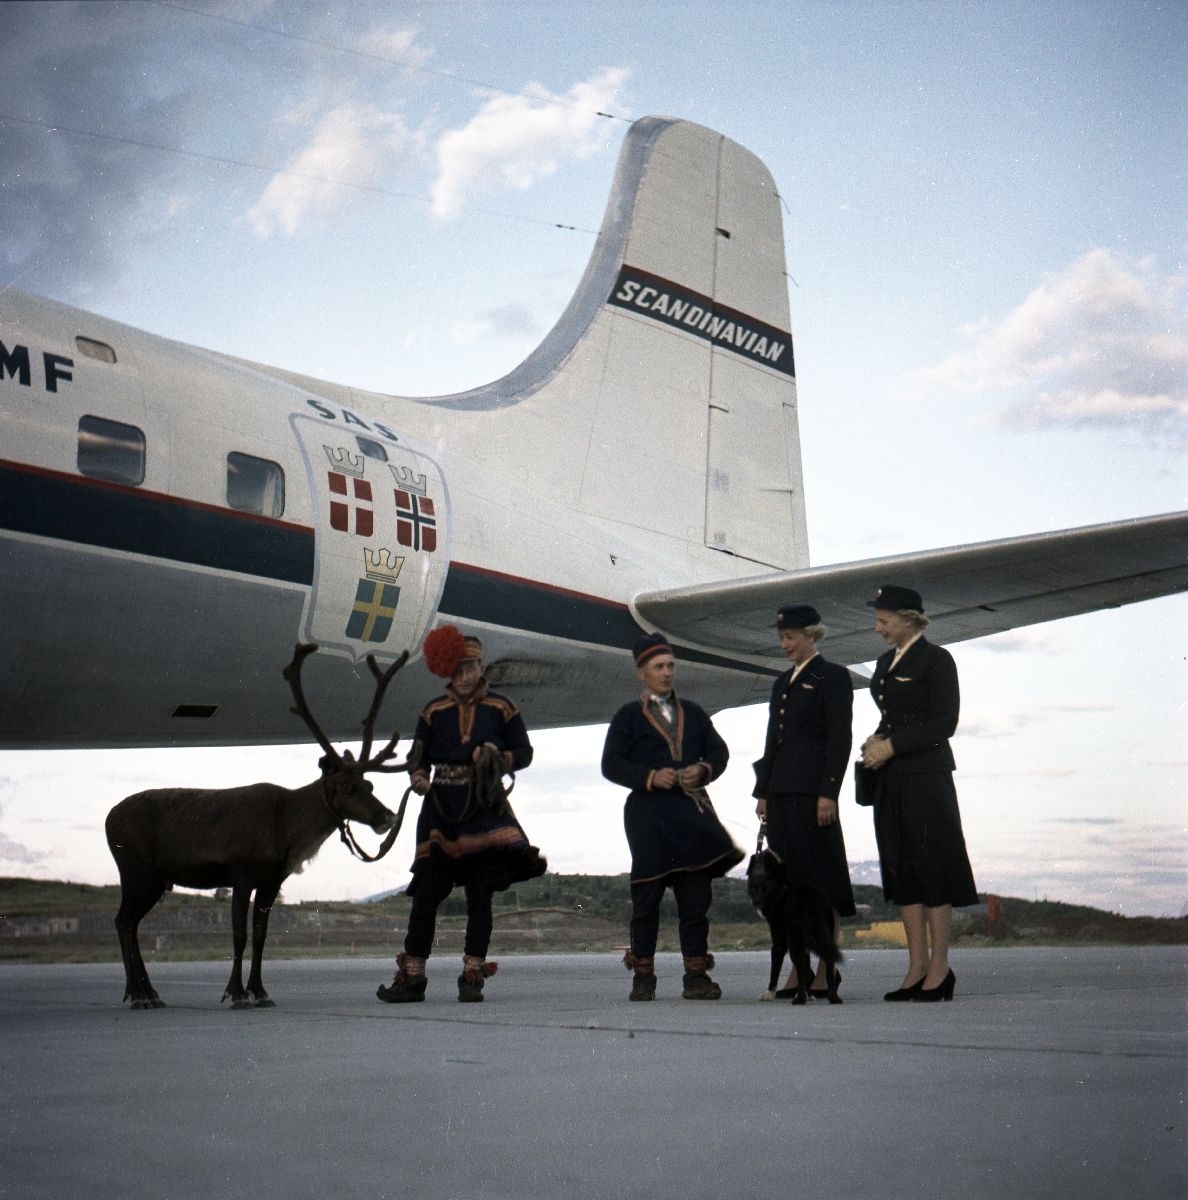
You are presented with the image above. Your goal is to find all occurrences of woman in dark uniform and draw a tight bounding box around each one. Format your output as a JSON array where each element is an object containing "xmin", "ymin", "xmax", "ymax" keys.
[
  {"xmin": 752, "ymin": 603, "xmax": 855, "ymax": 998},
  {"xmin": 861, "ymin": 586, "xmax": 977, "ymax": 1002},
  {"xmin": 377, "ymin": 625, "xmax": 546, "ymax": 1004}
]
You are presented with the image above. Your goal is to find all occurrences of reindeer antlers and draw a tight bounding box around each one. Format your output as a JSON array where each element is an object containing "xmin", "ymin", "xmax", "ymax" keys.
[
  {"xmin": 358, "ymin": 650, "xmax": 410, "ymax": 768},
  {"xmin": 283, "ymin": 643, "xmax": 417, "ymax": 773},
  {"xmin": 283, "ymin": 643, "xmax": 338, "ymax": 764}
]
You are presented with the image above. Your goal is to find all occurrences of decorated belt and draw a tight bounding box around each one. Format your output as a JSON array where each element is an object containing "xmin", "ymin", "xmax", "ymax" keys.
[{"xmin": 432, "ymin": 764, "xmax": 472, "ymax": 784}]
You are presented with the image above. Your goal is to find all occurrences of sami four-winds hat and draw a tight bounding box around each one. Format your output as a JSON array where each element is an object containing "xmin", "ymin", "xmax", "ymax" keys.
[
  {"xmin": 866, "ymin": 584, "xmax": 925, "ymax": 613},
  {"xmin": 422, "ymin": 624, "xmax": 485, "ymax": 677},
  {"xmin": 632, "ymin": 632, "xmax": 673, "ymax": 666},
  {"xmin": 774, "ymin": 603, "xmax": 821, "ymax": 629}
]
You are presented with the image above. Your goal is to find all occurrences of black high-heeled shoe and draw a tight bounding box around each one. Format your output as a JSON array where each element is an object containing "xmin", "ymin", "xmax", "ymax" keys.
[
  {"xmin": 913, "ymin": 968, "xmax": 956, "ymax": 1002},
  {"xmin": 883, "ymin": 975, "xmax": 926, "ymax": 1002}
]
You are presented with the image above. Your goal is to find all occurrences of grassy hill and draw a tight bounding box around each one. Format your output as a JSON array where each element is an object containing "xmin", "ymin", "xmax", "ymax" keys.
[{"xmin": 1, "ymin": 874, "xmax": 1183, "ymax": 964}]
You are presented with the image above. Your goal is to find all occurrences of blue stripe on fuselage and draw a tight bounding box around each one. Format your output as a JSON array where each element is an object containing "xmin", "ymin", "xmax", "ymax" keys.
[
  {"xmin": 0, "ymin": 458, "xmax": 314, "ymax": 584},
  {"xmin": 0, "ymin": 458, "xmax": 769, "ymax": 674},
  {"xmin": 438, "ymin": 561, "xmax": 640, "ymax": 647}
]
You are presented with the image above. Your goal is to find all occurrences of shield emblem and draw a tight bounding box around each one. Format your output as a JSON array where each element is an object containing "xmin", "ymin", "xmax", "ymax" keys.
[{"xmin": 290, "ymin": 413, "xmax": 450, "ymax": 663}]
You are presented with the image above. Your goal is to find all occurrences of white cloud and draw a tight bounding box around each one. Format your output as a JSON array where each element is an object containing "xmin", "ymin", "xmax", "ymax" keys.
[
  {"xmin": 353, "ymin": 27, "xmax": 433, "ymax": 69},
  {"xmin": 449, "ymin": 304, "xmax": 541, "ymax": 345},
  {"xmin": 902, "ymin": 250, "xmax": 1188, "ymax": 442},
  {"xmin": 964, "ymin": 625, "xmax": 1068, "ymax": 656},
  {"xmin": 430, "ymin": 67, "xmax": 631, "ymax": 220},
  {"xmin": 960, "ymin": 698, "xmax": 1114, "ymax": 738},
  {"xmin": 242, "ymin": 103, "xmax": 415, "ymax": 237}
]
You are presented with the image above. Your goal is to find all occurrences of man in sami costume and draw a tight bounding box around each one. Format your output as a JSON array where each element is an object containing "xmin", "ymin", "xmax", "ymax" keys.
[
  {"xmin": 377, "ymin": 625, "xmax": 546, "ymax": 1004},
  {"xmin": 601, "ymin": 633, "xmax": 743, "ymax": 1000}
]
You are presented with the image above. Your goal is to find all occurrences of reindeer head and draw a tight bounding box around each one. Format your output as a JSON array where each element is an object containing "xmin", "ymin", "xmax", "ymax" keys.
[{"xmin": 284, "ymin": 644, "xmax": 418, "ymax": 837}]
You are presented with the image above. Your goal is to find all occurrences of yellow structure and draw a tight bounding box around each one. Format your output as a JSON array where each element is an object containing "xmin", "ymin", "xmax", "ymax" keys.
[{"xmin": 854, "ymin": 921, "xmax": 909, "ymax": 947}]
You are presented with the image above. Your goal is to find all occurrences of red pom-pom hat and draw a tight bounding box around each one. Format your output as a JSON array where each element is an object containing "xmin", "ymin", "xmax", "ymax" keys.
[{"xmin": 422, "ymin": 624, "xmax": 484, "ymax": 678}]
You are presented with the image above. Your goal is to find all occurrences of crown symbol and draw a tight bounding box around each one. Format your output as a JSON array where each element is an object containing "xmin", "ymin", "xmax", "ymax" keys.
[
  {"xmin": 364, "ymin": 547, "xmax": 405, "ymax": 583},
  {"xmin": 324, "ymin": 446, "xmax": 365, "ymax": 477},
  {"xmin": 390, "ymin": 463, "xmax": 427, "ymax": 495}
]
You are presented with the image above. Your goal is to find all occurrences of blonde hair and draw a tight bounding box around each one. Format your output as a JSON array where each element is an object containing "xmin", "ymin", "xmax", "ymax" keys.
[
  {"xmin": 805, "ymin": 623, "xmax": 828, "ymax": 643},
  {"xmin": 897, "ymin": 609, "xmax": 929, "ymax": 631}
]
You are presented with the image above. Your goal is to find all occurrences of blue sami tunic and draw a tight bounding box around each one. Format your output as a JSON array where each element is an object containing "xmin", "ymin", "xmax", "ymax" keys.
[
  {"xmin": 601, "ymin": 693, "xmax": 742, "ymax": 885},
  {"xmin": 407, "ymin": 682, "xmax": 546, "ymax": 893}
]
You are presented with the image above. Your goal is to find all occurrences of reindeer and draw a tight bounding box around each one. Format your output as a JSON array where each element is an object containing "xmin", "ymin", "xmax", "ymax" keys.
[{"xmin": 105, "ymin": 643, "xmax": 416, "ymax": 1009}]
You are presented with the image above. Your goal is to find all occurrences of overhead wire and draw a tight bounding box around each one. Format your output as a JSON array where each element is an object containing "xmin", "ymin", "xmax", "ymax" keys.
[
  {"xmin": 3, "ymin": 2, "xmax": 629, "ymax": 237},
  {"xmin": 0, "ymin": 113, "xmax": 600, "ymax": 235},
  {"xmin": 149, "ymin": 0, "xmax": 630, "ymax": 124}
]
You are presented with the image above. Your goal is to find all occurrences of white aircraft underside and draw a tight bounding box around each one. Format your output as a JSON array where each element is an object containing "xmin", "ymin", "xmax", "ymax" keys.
[{"xmin": 2, "ymin": 116, "xmax": 1185, "ymax": 749}]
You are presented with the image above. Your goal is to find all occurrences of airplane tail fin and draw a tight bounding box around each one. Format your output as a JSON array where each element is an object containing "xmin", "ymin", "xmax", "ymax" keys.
[
  {"xmin": 433, "ymin": 117, "xmax": 810, "ymax": 573},
  {"xmin": 242, "ymin": 118, "xmax": 810, "ymax": 573}
]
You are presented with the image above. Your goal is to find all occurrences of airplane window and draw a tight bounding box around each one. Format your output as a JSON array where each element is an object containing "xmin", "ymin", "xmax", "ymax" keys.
[
  {"xmin": 227, "ymin": 452, "xmax": 285, "ymax": 518},
  {"xmin": 75, "ymin": 336, "xmax": 117, "ymax": 364},
  {"xmin": 355, "ymin": 435, "xmax": 389, "ymax": 463},
  {"xmin": 77, "ymin": 415, "xmax": 145, "ymax": 485}
]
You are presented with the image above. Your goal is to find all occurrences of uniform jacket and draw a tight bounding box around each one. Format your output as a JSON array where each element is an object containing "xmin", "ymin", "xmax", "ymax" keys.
[
  {"xmin": 870, "ymin": 637, "xmax": 959, "ymax": 776},
  {"xmin": 752, "ymin": 654, "xmax": 853, "ymax": 801}
]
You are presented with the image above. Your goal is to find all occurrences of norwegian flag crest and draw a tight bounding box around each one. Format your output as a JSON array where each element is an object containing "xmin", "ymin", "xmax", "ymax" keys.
[{"xmin": 394, "ymin": 489, "xmax": 437, "ymax": 552}]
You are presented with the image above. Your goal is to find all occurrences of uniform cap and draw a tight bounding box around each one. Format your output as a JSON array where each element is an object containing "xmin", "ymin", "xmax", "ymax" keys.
[{"xmin": 866, "ymin": 585, "xmax": 924, "ymax": 613}]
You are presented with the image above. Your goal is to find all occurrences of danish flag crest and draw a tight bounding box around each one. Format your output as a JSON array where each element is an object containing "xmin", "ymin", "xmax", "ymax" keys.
[{"xmin": 328, "ymin": 472, "xmax": 373, "ymax": 536}]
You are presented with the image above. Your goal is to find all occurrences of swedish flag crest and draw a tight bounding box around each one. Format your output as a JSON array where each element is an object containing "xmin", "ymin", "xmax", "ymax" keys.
[{"xmin": 345, "ymin": 579, "xmax": 400, "ymax": 643}]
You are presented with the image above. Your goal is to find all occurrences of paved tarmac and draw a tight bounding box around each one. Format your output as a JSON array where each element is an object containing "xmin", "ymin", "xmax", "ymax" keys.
[{"xmin": 1, "ymin": 947, "xmax": 1183, "ymax": 1200}]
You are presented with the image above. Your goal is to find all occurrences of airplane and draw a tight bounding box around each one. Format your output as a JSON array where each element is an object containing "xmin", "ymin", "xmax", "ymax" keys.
[{"xmin": 2, "ymin": 115, "xmax": 1185, "ymax": 750}]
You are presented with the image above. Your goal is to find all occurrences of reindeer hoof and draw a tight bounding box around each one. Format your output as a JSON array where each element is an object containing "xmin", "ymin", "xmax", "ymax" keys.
[
  {"xmin": 252, "ymin": 997, "xmax": 276, "ymax": 1008},
  {"xmin": 129, "ymin": 997, "xmax": 164, "ymax": 1010},
  {"xmin": 758, "ymin": 990, "xmax": 776, "ymax": 1002}
]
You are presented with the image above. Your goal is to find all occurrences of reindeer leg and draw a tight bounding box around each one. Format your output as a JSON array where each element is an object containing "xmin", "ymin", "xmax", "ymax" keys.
[
  {"xmin": 114, "ymin": 871, "xmax": 167, "ymax": 1009},
  {"xmin": 223, "ymin": 885, "xmax": 252, "ymax": 1009},
  {"xmin": 246, "ymin": 878, "xmax": 283, "ymax": 1007}
]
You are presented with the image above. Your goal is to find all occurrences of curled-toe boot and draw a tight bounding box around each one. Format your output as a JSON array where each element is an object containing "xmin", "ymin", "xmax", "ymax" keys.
[
  {"xmin": 623, "ymin": 951, "xmax": 656, "ymax": 1001},
  {"xmin": 377, "ymin": 953, "xmax": 427, "ymax": 1003},
  {"xmin": 681, "ymin": 954, "xmax": 722, "ymax": 1000},
  {"xmin": 458, "ymin": 955, "xmax": 498, "ymax": 1002}
]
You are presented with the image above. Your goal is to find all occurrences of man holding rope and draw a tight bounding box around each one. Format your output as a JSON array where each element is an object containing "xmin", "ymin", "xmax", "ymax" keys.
[{"xmin": 377, "ymin": 625, "xmax": 546, "ymax": 1004}]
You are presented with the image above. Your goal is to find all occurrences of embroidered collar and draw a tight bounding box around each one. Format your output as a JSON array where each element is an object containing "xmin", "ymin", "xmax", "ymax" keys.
[
  {"xmin": 639, "ymin": 690, "xmax": 684, "ymax": 759},
  {"xmin": 445, "ymin": 679, "xmax": 488, "ymax": 743}
]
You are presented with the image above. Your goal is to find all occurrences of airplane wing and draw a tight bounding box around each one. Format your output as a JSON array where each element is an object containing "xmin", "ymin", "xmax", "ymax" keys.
[{"xmin": 633, "ymin": 511, "xmax": 1188, "ymax": 669}]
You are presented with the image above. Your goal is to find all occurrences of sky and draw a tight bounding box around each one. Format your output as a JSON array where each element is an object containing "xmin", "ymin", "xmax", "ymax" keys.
[{"xmin": 1, "ymin": 0, "xmax": 1185, "ymax": 918}]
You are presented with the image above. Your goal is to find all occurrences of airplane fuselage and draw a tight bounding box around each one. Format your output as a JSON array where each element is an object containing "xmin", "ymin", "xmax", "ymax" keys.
[
  {"xmin": 6, "ymin": 115, "xmax": 1182, "ymax": 751},
  {"xmin": 1, "ymin": 291, "xmax": 775, "ymax": 748}
]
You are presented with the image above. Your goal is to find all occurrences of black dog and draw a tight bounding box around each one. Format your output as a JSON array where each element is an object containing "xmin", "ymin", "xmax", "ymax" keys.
[{"xmin": 746, "ymin": 848, "xmax": 843, "ymax": 1005}]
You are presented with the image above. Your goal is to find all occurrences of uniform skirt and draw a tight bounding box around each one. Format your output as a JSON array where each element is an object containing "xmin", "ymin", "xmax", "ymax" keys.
[
  {"xmin": 765, "ymin": 791, "xmax": 857, "ymax": 917},
  {"xmin": 873, "ymin": 770, "xmax": 978, "ymax": 907}
]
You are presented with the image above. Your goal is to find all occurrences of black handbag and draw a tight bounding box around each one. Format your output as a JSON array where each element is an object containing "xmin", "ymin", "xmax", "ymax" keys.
[
  {"xmin": 745, "ymin": 823, "xmax": 784, "ymax": 907},
  {"xmin": 853, "ymin": 761, "xmax": 882, "ymax": 806}
]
